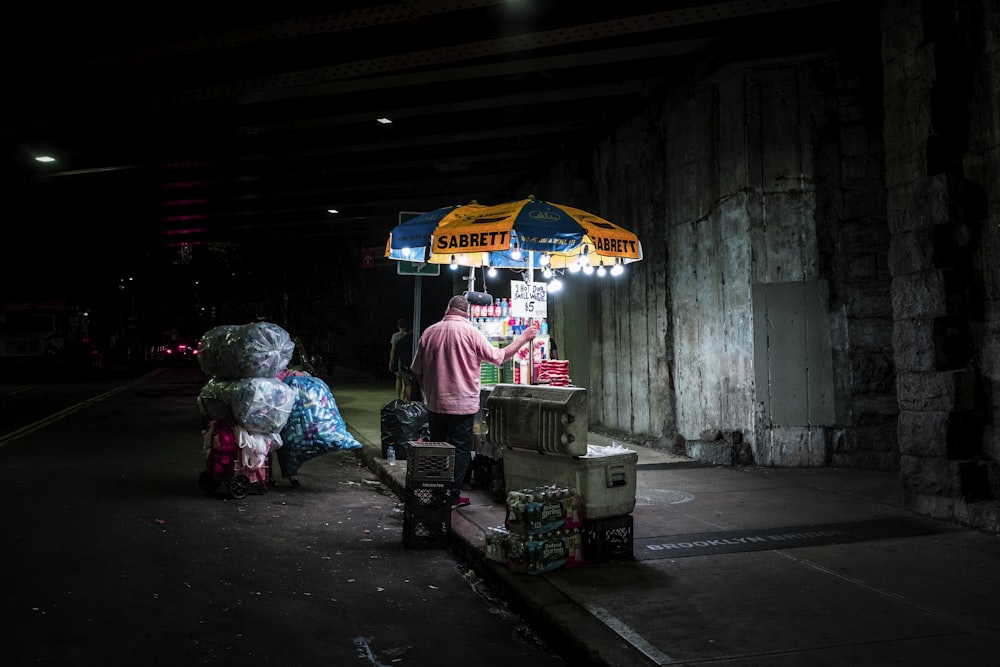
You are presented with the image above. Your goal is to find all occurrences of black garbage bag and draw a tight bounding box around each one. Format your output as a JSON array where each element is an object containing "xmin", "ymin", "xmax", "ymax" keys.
[{"xmin": 380, "ymin": 400, "xmax": 430, "ymax": 460}]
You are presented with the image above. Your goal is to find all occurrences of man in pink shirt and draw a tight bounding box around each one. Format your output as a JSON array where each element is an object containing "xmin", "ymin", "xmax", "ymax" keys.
[{"xmin": 410, "ymin": 294, "xmax": 537, "ymax": 508}]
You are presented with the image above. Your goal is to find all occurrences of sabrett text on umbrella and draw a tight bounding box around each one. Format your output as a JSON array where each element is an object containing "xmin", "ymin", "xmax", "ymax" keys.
[
  {"xmin": 435, "ymin": 231, "xmax": 510, "ymax": 251},
  {"xmin": 594, "ymin": 237, "xmax": 638, "ymax": 255}
]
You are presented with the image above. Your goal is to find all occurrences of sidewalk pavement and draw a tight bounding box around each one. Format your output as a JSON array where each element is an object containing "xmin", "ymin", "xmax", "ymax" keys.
[{"xmin": 328, "ymin": 370, "xmax": 1000, "ymax": 666}]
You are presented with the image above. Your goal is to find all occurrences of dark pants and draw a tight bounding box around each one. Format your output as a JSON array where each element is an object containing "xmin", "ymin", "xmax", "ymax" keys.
[{"xmin": 428, "ymin": 411, "xmax": 475, "ymax": 502}]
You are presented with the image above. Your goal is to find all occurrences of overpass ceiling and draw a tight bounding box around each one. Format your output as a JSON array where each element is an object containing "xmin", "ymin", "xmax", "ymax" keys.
[{"xmin": 1, "ymin": 1, "xmax": 859, "ymax": 253}]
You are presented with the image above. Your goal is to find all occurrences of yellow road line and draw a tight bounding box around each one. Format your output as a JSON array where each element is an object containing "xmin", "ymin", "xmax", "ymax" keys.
[{"xmin": 0, "ymin": 368, "xmax": 164, "ymax": 447}]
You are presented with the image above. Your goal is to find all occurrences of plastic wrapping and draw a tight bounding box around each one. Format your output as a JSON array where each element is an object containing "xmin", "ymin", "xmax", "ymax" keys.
[
  {"xmin": 197, "ymin": 324, "xmax": 241, "ymax": 378},
  {"xmin": 276, "ymin": 374, "xmax": 362, "ymax": 477},
  {"xmin": 505, "ymin": 485, "xmax": 583, "ymax": 535},
  {"xmin": 198, "ymin": 377, "xmax": 296, "ymax": 434},
  {"xmin": 198, "ymin": 321, "xmax": 295, "ymax": 379},
  {"xmin": 506, "ymin": 530, "xmax": 585, "ymax": 574}
]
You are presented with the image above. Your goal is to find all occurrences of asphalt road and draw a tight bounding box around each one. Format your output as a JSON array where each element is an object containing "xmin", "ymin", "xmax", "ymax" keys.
[{"xmin": 0, "ymin": 364, "xmax": 571, "ymax": 666}]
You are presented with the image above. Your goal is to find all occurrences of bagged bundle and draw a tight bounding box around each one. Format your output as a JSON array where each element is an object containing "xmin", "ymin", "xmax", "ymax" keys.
[
  {"xmin": 277, "ymin": 374, "xmax": 362, "ymax": 478},
  {"xmin": 197, "ymin": 324, "xmax": 241, "ymax": 378},
  {"xmin": 197, "ymin": 321, "xmax": 295, "ymax": 379},
  {"xmin": 235, "ymin": 321, "xmax": 295, "ymax": 378},
  {"xmin": 197, "ymin": 377, "xmax": 296, "ymax": 433}
]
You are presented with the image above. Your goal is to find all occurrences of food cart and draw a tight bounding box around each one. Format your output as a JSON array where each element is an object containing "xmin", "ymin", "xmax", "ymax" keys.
[{"xmin": 384, "ymin": 196, "xmax": 644, "ymax": 502}]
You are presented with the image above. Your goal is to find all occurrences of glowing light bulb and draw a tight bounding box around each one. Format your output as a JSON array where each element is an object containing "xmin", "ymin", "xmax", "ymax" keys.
[
  {"xmin": 450, "ymin": 255, "xmax": 458, "ymax": 270},
  {"xmin": 542, "ymin": 267, "xmax": 552, "ymax": 279},
  {"xmin": 510, "ymin": 243, "xmax": 522, "ymax": 261},
  {"xmin": 539, "ymin": 253, "xmax": 550, "ymax": 266},
  {"xmin": 597, "ymin": 261, "xmax": 607, "ymax": 277},
  {"xmin": 488, "ymin": 266, "xmax": 497, "ymax": 277},
  {"xmin": 548, "ymin": 277, "xmax": 563, "ymax": 292},
  {"xmin": 401, "ymin": 246, "xmax": 411, "ymax": 258},
  {"xmin": 583, "ymin": 263, "xmax": 594, "ymax": 275},
  {"xmin": 611, "ymin": 261, "xmax": 624, "ymax": 276}
]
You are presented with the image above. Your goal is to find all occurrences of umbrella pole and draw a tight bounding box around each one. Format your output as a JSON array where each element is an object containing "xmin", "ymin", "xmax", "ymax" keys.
[
  {"xmin": 466, "ymin": 266, "xmax": 475, "ymax": 294},
  {"xmin": 526, "ymin": 251, "xmax": 534, "ymax": 385}
]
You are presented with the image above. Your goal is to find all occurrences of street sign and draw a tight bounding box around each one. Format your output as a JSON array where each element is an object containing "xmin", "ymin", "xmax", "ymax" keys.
[{"xmin": 397, "ymin": 261, "xmax": 440, "ymax": 276}]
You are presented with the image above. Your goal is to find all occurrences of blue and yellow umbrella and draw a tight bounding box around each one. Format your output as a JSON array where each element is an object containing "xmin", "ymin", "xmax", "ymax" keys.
[{"xmin": 385, "ymin": 196, "xmax": 643, "ymax": 272}]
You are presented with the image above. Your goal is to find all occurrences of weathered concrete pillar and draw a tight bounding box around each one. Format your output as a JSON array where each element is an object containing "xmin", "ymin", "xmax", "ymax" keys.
[{"xmin": 883, "ymin": 0, "xmax": 998, "ymax": 531}]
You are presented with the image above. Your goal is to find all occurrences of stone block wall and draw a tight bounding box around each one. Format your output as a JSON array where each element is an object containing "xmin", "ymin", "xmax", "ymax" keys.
[
  {"xmin": 883, "ymin": 0, "xmax": 999, "ymax": 530},
  {"xmin": 525, "ymin": 0, "xmax": 999, "ymax": 531}
]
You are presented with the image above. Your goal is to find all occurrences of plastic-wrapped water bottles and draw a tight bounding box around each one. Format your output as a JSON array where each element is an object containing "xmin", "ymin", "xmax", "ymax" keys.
[{"xmin": 387, "ymin": 445, "xmax": 397, "ymax": 465}]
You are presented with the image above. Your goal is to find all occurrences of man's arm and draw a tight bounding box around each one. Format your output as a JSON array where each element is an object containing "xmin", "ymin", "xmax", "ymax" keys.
[{"xmin": 500, "ymin": 325, "xmax": 538, "ymax": 363}]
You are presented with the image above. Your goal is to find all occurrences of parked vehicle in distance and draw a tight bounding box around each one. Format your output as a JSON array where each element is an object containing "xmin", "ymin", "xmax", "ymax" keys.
[{"xmin": 164, "ymin": 340, "xmax": 200, "ymax": 364}]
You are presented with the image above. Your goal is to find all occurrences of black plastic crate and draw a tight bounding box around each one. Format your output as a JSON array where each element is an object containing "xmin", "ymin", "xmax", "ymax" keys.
[
  {"xmin": 582, "ymin": 514, "xmax": 634, "ymax": 563},
  {"xmin": 402, "ymin": 505, "xmax": 451, "ymax": 549},
  {"xmin": 406, "ymin": 442, "xmax": 455, "ymax": 482},
  {"xmin": 404, "ymin": 483, "xmax": 450, "ymax": 510}
]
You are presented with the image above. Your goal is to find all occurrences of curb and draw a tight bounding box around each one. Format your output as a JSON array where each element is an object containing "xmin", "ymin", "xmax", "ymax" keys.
[{"xmin": 351, "ymin": 434, "xmax": 652, "ymax": 667}]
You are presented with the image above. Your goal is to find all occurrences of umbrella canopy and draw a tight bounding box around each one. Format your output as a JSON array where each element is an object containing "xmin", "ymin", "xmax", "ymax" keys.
[
  {"xmin": 384, "ymin": 202, "xmax": 485, "ymax": 262},
  {"xmin": 384, "ymin": 196, "xmax": 643, "ymax": 278},
  {"xmin": 428, "ymin": 196, "xmax": 643, "ymax": 270}
]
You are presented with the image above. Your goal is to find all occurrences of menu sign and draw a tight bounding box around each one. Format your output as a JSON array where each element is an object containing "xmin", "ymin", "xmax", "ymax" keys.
[{"xmin": 510, "ymin": 280, "xmax": 547, "ymax": 319}]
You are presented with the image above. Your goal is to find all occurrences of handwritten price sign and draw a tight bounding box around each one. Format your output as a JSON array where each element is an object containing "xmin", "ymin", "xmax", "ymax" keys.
[{"xmin": 510, "ymin": 280, "xmax": 547, "ymax": 319}]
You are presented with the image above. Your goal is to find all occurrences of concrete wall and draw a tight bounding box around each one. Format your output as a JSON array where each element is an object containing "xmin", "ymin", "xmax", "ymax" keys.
[
  {"xmin": 546, "ymin": 41, "xmax": 894, "ymax": 467},
  {"xmin": 882, "ymin": 0, "xmax": 1000, "ymax": 531},
  {"xmin": 527, "ymin": 0, "xmax": 999, "ymax": 531}
]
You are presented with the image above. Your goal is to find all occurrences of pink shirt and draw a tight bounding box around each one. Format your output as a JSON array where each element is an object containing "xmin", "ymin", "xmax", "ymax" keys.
[{"xmin": 410, "ymin": 313, "xmax": 504, "ymax": 415}]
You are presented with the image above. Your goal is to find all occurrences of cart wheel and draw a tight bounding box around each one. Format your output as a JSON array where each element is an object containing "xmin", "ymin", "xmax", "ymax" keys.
[
  {"xmin": 229, "ymin": 474, "xmax": 251, "ymax": 499},
  {"xmin": 199, "ymin": 470, "xmax": 221, "ymax": 494}
]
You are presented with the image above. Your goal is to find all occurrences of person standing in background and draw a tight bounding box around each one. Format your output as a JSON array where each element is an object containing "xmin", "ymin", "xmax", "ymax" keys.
[
  {"xmin": 389, "ymin": 318, "xmax": 408, "ymax": 400},
  {"xmin": 410, "ymin": 295, "xmax": 537, "ymax": 509},
  {"xmin": 390, "ymin": 323, "xmax": 414, "ymax": 401}
]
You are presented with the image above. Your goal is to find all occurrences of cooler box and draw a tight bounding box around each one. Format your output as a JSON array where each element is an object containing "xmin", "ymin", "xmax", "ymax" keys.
[
  {"xmin": 502, "ymin": 447, "xmax": 637, "ymax": 519},
  {"xmin": 486, "ymin": 384, "xmax": 588, "ymax": 456}
]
